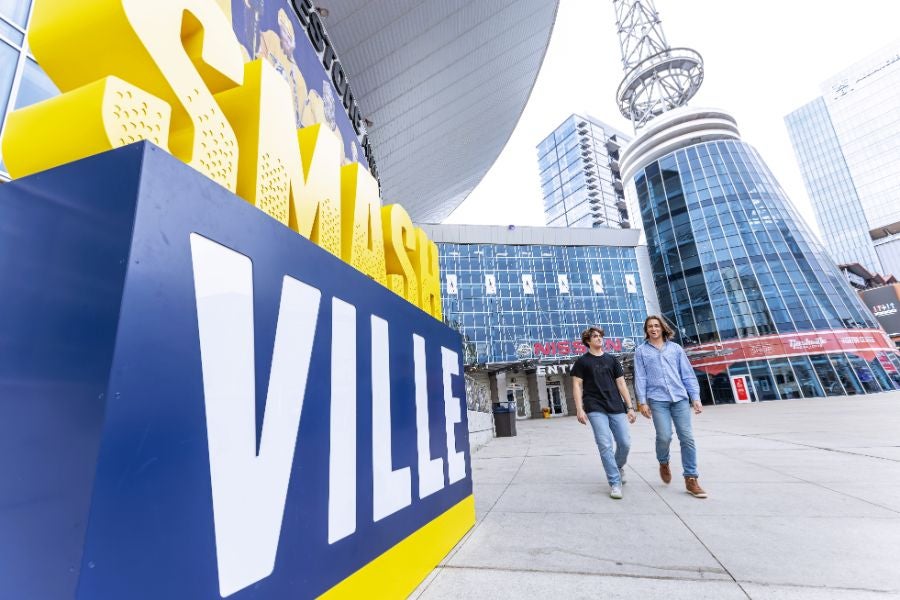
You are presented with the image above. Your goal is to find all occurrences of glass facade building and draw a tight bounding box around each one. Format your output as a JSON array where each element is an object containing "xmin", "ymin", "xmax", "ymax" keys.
[
  {"xmin": 426, "ymin": 226, "xmax": 649, "ymax": 365},
  {"xmin": 0, "ymin": 0, "xmax": 57, "ymax": 179},
  {"xmin": 626, "ymin": 109, "xmax": 900, "ymax": 404},
  {"xmin": 419, "ymin": 223, "xmax": 655, "ymax": 419},
  {"xmin": 785, "ymin": 39, "xmax": 900, "ymax": 278},
  {"xmin": 536, "ymin": 114, "xmax": 631, "ymax": 229}
]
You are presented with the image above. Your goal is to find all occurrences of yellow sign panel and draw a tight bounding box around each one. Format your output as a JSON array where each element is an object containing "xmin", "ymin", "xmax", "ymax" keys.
[{"xmin": 1, "ymin": 0, "xmax": 442, "ymax": 319}]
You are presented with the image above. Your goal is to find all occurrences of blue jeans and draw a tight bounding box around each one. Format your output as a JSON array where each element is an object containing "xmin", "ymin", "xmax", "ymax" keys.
[
  {"xmin": 649, "ymin": 399, "xmax": 698, "ymax": 478},
  {"xmin": 586, "ymin": 411, "xmax": 631, "ymax": 486}
]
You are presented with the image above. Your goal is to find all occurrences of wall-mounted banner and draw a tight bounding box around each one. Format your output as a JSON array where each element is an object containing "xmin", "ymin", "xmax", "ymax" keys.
[
  {"xmin": 558, "ymin": 274, "xmax": 570, "ymax": 294},
  {"xmin": 591, "ymin": 274, "xmax": 604, "ymax": 294},
  {"xmin": 625, "ymin": 273, "xmax": 637, "ymax": 294},
  {"xmin": 485, "ymin": 274, "xmax": 497, "ymax": 295},
  {"xmin": 227, "ymin": 0, "xmax": 375, "ymax": 175},
  {"xmin": 686, "ymin": 328, "xmax": 897, "ymax": 375},
  {"xmin": 522, "ymin": 274, "xmax": 534, "ymax": 295},
  {"xmin": 0, "ymin": 145, "xmax": 474, "ymax": 600},
  {"xmin": 446, "ymin": 274, "xmax": 458, "ymax": 295}
]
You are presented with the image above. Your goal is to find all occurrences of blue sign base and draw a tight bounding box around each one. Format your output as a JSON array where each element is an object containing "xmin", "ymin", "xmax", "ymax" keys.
[{"xmin": 0, "ymin": 143, "xmax": 473, "ymax": 599}]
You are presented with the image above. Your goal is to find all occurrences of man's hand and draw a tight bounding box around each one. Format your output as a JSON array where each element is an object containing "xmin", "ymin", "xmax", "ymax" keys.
[
  {"xmin": 692, "ymin": 400, "xmax": 703, "ymax": 415},
  {"xmin": 576, "ymin": 409, "xmax": 587, "ymax": 425},
  {"xmin": 638, "ymin": 404, "xmax": 651, "ymax": 419},
  {"xmin": 626, "ymin": 410, "xmax": 637, "ymax": 424}
]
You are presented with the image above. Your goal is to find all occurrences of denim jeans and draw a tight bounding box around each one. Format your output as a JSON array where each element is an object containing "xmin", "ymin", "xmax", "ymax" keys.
[
  {"xmin": 649, "ymin": 399, "xmax": 698, "ymax": 478},
  {"xmin": 586, "ymin": 411, "xmax": 631, "ymax": 486}
]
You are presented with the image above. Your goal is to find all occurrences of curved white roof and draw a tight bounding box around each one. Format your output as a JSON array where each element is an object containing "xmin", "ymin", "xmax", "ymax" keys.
[{"xmin": 324, "ymin": 1, "xmax": 560, "ymax": 223}]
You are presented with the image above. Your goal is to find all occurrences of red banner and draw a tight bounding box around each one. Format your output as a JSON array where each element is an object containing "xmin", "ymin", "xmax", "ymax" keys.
[{"xmin": 685, "ymin": 329, "xmax": 896, "ymax": 375}]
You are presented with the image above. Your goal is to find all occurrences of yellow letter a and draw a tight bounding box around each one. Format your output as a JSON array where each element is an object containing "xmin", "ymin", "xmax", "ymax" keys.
[{"xmin": 341, "ymin": 164, "xmax": 387, "ymax": 285}]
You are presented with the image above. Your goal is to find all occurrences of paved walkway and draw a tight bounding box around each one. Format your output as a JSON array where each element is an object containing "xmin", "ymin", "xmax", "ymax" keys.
[{"xmin": 414, "ymin": 391, "xmax": 900, "ymax": 599}]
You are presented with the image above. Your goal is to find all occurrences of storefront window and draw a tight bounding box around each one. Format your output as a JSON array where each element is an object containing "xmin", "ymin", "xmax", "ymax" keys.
[
  {"xmin": 809, "ymin": 354, "xmax": 844, "ymax": 396},
  {"xmin": 876, "ymin": 352, "xmax": 900, "ymax": 389},
  {"xmin": 868, "ymin": 354, "xmax": 899, "ymax": 391},
  {"xmin": 789, "ymin": 356, "xmax": 825, "ymax": 398},
  {"xmin": 708, "ymin": 371, "xmax": 735, "ymax": 403},
  {"xmin": 748, "ymin": 360, "xmax": 779, "ymax": 401},
  {"xmin": 694, "ymin": 371, "xmax": 715, "ymax": 405},
  {"xmin": 828, "ymin": 354, "xmax": 864, "ymax": 395},
  {"xmin": 769, "ymin": 358, "xmax": 802, "ymax": 399},
  {"xmin": 845, "ymin": 354, "xmax": 884, "ymax": 393}
]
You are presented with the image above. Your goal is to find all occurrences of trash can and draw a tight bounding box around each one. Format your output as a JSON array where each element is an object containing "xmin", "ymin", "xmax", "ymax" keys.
[{"xmin": 493, "ymin": 401, "xmax": 517, "ymax": 437}]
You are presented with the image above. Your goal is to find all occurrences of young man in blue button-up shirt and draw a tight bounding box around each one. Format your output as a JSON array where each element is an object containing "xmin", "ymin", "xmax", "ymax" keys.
[{"xmin": 634, "ymin": 316, "xmax": 708, "ymax": 498}]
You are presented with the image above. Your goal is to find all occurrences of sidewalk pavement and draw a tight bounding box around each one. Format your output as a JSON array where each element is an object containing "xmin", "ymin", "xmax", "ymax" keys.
[{"xmin": 413, "ymin": 391, "xmax": 900, "ymax": 599}]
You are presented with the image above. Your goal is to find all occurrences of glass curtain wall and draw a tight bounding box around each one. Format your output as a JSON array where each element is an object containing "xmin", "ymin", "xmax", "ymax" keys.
[
  {"xmin": 438, "ymin": 243, "xmax": 647, "ymax": 365},
  {"xmin": 0, "ymin": 0, "xmax": 60, "ymax": 179},
  {"xmin": 634, "ymin": 138, "xmax": 895, "ymax": 401}
]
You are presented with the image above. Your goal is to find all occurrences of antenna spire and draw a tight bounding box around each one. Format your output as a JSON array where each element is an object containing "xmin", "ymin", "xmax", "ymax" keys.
[{"xmin": 613, "ymin": 0, "xmax": 704, "ymax": 129}]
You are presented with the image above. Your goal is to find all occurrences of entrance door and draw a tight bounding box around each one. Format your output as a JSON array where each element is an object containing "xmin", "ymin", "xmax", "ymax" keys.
[
  {"xmin": 546, "ymin": 384, "xmax": 567, "ymax": 416},
  {"xmin": 507, "ymin": 385, "xmax": 530, "ymax": 419}
]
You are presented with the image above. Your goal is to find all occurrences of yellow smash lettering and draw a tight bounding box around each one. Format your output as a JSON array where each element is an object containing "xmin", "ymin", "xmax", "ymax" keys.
[
  {"xmin": 291, "ymin": 124, "xmax": 343, "ymax": 257},
  {"xmin": 2, "ymin": 77, "xmax": 171, "ymax": 179},
  {"xmin": 382, "ymin": 205, "xmax": 420, "ymax": 307},
  {"xmin": 411, "ymin": 228, "xmax": 442, "ymax": 320},
  {"xmin": 1, "ymin": 0, "xmax": 442, "ymax": 318},
  {"xmin": 216, "ymin": 59, "xmax": 297, "ymax": 224},
  {"xmin": 341, "ymin": 164, "xmax": 387, "ymax": 285},
  {"xmin": 26, "ymin": 0, "xmax": 244, "ymax": 187}
]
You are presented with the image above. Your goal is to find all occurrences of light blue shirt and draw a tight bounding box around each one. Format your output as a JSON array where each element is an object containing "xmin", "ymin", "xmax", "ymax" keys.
[{"xmin": 634, "ymin": 340, "xmax": 700, "ymax": 404}]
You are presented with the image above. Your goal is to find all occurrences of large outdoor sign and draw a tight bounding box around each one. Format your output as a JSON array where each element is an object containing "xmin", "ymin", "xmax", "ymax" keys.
[
  {"xmin": 860, "ymin": 284, "xmax": 900, "ymax": 336},
  {"xmin": 685, "ymin": 328, "xmax": 896, "ymax": 374},
  {"xmin": 0, "ymin": 1, "xmax": 472, "ymax": 598},
  {"xmin": 0, "ymin": 145, "xmax": 473, "ymax": 599},
  {"xmin": 532, "ymin": 337, "xmax": 633, "ymax": 357},
  {"xmin": 1, "ymin": 0, "xmax": 440, "ymax": 319}
]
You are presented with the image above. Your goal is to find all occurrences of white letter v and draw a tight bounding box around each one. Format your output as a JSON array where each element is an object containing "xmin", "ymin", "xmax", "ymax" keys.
[{"xmin": 190, "ymin": 234, "xmax": 321, "ymax": 598}]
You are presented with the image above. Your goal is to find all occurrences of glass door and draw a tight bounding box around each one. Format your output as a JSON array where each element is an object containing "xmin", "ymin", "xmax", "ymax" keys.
[
  {"xmin": 546, "ymin": 384, "xmax": 567, "ymax": 416},
  {"xmin": 507, "ymin": 385, "xmax": 530, "ymax": 419}
]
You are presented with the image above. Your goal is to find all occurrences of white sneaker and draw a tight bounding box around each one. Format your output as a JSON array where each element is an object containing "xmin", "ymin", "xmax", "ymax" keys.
[
  {"xmin": 609, "ymin": 485, "xmax": 623, "ymax": 500},
  {"xmin": 619, "ymin": 468, "xmax": 627, "ymax": 484}
]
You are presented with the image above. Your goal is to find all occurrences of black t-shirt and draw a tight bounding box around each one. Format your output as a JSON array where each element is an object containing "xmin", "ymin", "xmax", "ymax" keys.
[{"xmin": 571, "ymin": 352, "xmax": 626, "ymax": 414}]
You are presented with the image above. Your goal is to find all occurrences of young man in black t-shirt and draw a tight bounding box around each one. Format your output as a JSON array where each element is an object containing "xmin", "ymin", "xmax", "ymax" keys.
[{"xmin": 571, "ymin": 326, "xmax": 636, "ymax": 499}]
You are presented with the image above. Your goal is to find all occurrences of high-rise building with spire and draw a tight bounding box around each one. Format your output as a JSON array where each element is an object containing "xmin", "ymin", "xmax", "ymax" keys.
[{"xmin": 612, "ymin": 0, "xmax": 900, "ymax": 401}]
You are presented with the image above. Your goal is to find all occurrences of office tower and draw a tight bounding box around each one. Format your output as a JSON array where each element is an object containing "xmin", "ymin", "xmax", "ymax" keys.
[
  {"xmin": 612, "ymin": 0, "xmax": 900, "ymax": 401},
  {"xmin": 536, "ymin": 114, "xmax": 631, "ymax": 228},
  {"xmin": 785, "ymin": 40, "xmax": 900, "ymax": 278}
]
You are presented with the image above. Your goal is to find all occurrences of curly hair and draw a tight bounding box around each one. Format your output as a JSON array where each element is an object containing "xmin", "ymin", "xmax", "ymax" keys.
[{"xmin": 581, "ymin": 326, "xmax": 605, "ymax": 345}]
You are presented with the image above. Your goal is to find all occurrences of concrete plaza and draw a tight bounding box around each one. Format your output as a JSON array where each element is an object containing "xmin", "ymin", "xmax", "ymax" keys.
[{"xmin": 414, "ymin": 391, "xmax": 900, "ymax": 599}]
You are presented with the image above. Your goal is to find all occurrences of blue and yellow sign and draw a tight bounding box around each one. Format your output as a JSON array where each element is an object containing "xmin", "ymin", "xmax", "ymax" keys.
[{"xmin": 0, "ymin": 1, "xmax": 473, "ymax": 598}]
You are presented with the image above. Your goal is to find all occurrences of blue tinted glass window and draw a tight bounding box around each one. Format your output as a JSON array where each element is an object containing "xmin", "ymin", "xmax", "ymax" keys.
[
  {"xmin": 14, "ymin": 58, "xmax": 58, "ymax": 109},
  {"xmin": 0, "ymin": 0, "xmax": 30, "ymax": 26}
]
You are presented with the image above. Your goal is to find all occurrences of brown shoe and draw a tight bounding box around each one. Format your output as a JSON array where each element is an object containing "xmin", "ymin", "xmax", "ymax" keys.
[
  {"xmin": 685, "ymin": 477, "xmax": 707, "ymax": 498},
  {"xmin": 659, "ymin": 463, "xmax": 671, "ymax": 484}
]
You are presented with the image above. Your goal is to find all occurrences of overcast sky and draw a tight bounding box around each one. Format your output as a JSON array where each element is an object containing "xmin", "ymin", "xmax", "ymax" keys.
[{"xmin": 445, "ymin": 0, "xmax": 900, "ymax": 241}]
